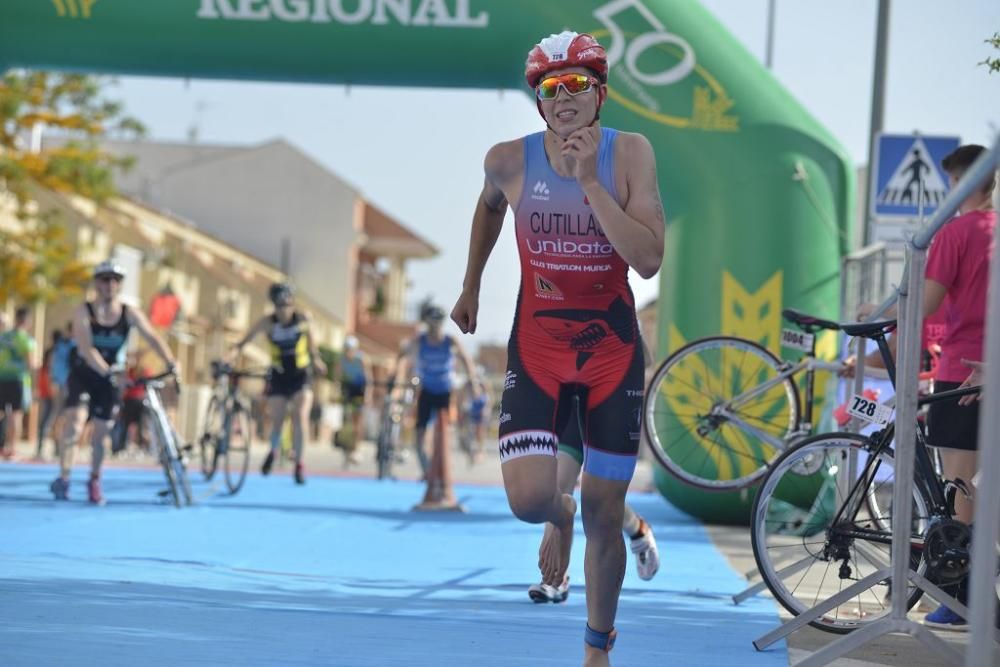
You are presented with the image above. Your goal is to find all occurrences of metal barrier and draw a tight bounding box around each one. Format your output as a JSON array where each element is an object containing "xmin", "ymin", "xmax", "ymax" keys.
[
  {"xmin": 966, "ymin": 176, "xmax": 1000, "ymax": 667},
  {"xmin": 753, "ymin": 136, "xmax": 1000, "ymax": 666},
  {"xmin": 839, "ymin": 242, "xmax": 893, "ymax": 321}
]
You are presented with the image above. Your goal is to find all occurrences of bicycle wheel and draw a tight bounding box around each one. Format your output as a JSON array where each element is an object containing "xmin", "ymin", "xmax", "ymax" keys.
[
  {"xmin": 751, "ymin": 432, "xmax": 932, "ymax": 634},
  {"xmin": 173, "ymin": 450, "xmax": 193, "ymax": 506},
  {"xmin": 223, "ymin": 405, "xmax": 252, "ymax": 495},
  {"xmin": 150, "ymin": 410, "xmax": 182, "ymax": 508},
  {"xmin": 644, "ymin": 336, "xmax": 800, "ymax": 491},
  {"xmin": 376, "ymin": 407, "xmax": 393, "ymax": 480},
  {"xmin": 199, "ymin": 396, "xmax": 224, "ymax": 480}
]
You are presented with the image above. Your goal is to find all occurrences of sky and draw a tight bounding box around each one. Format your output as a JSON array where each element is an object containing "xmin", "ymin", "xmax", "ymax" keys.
[{"xmin": 103, "ymin": 0, "xmax": 1000, "ymax": 346}]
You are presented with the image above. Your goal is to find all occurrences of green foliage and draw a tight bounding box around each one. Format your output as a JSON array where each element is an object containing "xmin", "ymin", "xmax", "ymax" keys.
[
  {"xmin": 0, "ymin": 71, "xmax": 143, "ymax": 305},
  {"xmin": 982, "ymin": 32, "xmax": 1000, "ymax": 74}
]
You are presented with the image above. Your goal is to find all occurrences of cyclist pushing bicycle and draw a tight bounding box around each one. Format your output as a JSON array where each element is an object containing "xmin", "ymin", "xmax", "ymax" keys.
[
  {"xmin": 231, "ymin": 282, "xmax": 326, "ymax": 486},
  {"xmin": 50, "ymin": 261, "xmax": 178, "ymax": 505}
]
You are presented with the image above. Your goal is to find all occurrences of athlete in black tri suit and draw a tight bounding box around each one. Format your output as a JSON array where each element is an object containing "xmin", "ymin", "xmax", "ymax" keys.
[
  {"xmin": 450, "ymin": 31, "xmax": 666, "ymax": 665},
  {"xmin": 233, "ymin": 283, "xmax": 325, "ymax": 485},
  {"xmin": 50, "ymin": 261, "xmax": 178, "ymax": 505}
]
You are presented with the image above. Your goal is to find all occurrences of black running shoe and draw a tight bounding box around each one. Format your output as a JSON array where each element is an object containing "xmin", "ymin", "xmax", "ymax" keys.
[
  {"xmin": 294, "ymin": 462, "xmax": 305, "ymax": 485},
  {"xmin": 261, "ymin": 450, "xmax": 275, "ymax": 476}
]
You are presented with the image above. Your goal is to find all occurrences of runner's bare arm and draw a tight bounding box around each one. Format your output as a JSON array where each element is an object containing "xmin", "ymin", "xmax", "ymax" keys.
[
  {"xmin": 453, "ymin": 141, "xmax": 520, "ymax": 334},
  {"xmin": 232, "ymin": 316, "xmax": 269, "ymax": 356},
  {"xmin": 72, "ymin": 304, "xmax": 111, "ymax": 376},
  {"xmin": 302, "ymin": 317, "xmax": 326, "ymax": 375},
  {"xmin": 127, "ymin": 308, "xmax": 178, "ymax": 369},
  {"xmin": 564, "ymin": 129, "xmax": 665, "ymax": 279},
  {"xmin": 391, "ymin": 338, "xmax": 416, "ymax": 389}
]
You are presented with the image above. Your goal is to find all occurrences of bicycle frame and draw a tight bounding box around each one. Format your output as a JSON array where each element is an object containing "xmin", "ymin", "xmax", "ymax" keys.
[
  {"xmin": 721, "ymin": 328, "xmax": 895, "ymax": 449},
  {"xmin": 828, "ymin": 384, "xmax": 981, "ymax": 535},
  {"xmin": 720, "ymin": 353, "xmax": 841, "ymax": 450}
]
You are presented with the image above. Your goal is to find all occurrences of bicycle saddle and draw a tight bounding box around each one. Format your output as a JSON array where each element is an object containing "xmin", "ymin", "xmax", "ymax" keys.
[
  {"xmin": 782, "ymin": 309, "xmax": 840, "ymax": 332},
  {"xmin": 840, "ymin": 319, "xmax": 897, "ymax": 338}
]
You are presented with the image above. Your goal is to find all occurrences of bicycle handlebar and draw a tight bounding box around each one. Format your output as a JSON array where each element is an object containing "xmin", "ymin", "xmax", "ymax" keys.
[
  {"xmin": 210, "ymin": 360, "xmax": 270, "ymax": 381},
  {"xmin": 917, "ymin": 384, "xmax": 981, "ymax": 406},
  {"xmin": 127, "ymin": 368, "xmax": 178, "ymax": 387}
]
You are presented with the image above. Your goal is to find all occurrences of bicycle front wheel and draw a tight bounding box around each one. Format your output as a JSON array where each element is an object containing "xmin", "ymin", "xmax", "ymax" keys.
[
  {"xmin": 376, "ymin": 409, "xmax": 395, "ymax": 481},
  {"xmin": 644, "ymin": 336, "xmax": 800, "ymax": 491},
  {"xmin": 223, "ymin": 406, "xmax": 252, "ymax": 495},
  {"xmin": 150, "ymin": 409, "xmax": 182, "ymax": 508},
  {"xmin": 173, "ymin": 450, "xmax": 193, "ymax": 506},
  {"xmin": 750, "ymin": 432, "xmax": 931, "ymax": 634}
]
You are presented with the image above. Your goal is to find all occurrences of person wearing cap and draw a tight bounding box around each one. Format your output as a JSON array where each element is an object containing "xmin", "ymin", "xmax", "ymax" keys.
[
  {"xmin": 232, "ymin": 282, "xmax": 326, "ymax": 485},
  {"xmin": 450, "ymin": 31, "xmax": 666, "ymax": 663},
  {"xmin": 336, "ymin": 334, "xmax": 370, "ymax": 466},
  {"xmin": 393, "ymin": 304, "xmax": 480, "ymax": 511},
  {"xmin": 50, "ymin": 261, "xmax": 178, "ymax": 505}
]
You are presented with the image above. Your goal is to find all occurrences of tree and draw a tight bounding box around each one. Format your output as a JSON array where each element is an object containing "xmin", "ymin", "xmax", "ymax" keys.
[
  {"xmin": 0, "ymin": 71, "xmax": 144, "ymax": 306},
  {"xmin": 983, "ymin": 32, "xmax": 1000, "ymax": 74}
]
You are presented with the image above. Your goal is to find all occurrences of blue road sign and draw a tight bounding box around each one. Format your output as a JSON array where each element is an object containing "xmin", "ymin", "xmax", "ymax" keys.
[{"xmin": 872, "ymin": 133, "xmax": 960, "ymax": 219}]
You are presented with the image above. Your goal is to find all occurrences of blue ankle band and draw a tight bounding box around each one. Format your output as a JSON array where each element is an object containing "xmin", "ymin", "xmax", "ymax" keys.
[{"xmin": 584, "ymin": 625, "xmax": 617, "ymax": 652}]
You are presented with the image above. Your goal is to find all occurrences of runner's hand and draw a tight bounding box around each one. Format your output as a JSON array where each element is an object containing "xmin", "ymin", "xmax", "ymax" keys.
[
  {"xmin": 313, "ymin": 359, "xmax": 328, "ymax": 377},
  {"xmin": 958, "ymin": 359, "xmax": 984, "ymax": 406},
  {"xmin": 452, "ymin": 290, "xmax": 479, "ymax": 334},
  {"xmin": 561, "ymin": 126, "xmax": 601, "ymax": 185}
]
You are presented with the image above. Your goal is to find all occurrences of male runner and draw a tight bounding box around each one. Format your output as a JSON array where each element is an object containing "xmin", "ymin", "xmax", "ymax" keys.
[
  {"xmin": 337, "ymin": 335, "xmax": 370, "ymax": 466},
  {"xmin": 451, "ymin": 31, "xmax": 665, "ymax": 665},
  {"xmin": 233, "ymin": 282, "xmax": 325, "ymax": 485},
  {"xmin": 394, "ymin": 305, "xmax": 480, "ymax": 510},
  {"xmin": 50, "ymin": 261, "xmax": 177, "ymax": 504}
]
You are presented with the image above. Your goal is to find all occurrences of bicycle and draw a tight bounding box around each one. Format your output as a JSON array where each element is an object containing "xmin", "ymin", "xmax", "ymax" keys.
[
  {"xmin": 130, "ymin": 368, "xmax": 193, "ymax": 508},
  {"xmin": 375, "ymin": 377, "xmax": 418, "ymax": 480},
  {"xmin": 749, "ymin": 317, "xmax": 980, "ymax": 634},
  {"xmin": 198, "ymin": 360, "xmax": 267, "ymax": 495},
  {"xmin": 643, "ymin": 308, "xmax": 896, "ymax": 491}
]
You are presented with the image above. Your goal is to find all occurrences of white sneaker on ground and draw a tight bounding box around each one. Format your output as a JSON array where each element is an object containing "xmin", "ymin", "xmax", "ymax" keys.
[
  {"xmin": 630, "ymin": 520, "xmax": 660, "ymax": 581},
  {"xmin": 528, "ymin": 576, "xmax": 569, "ymax": 604}
]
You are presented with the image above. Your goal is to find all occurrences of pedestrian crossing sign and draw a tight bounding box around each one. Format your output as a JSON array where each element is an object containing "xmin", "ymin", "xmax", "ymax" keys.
[{"xmin": 872, "ymin": 133, "xmax": 960, "ymax": 220}]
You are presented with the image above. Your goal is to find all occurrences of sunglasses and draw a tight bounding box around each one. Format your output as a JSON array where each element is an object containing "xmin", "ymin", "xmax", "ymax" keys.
[
  {"xmin": 535, "ymin": 73, "xmax": 599, "ymax": 100},
  {"xmin": 96, "ymin": 275, "xmax": 123, "ymax": 284}
]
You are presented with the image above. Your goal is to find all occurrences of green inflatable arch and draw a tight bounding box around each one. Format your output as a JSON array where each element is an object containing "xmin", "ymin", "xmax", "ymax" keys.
[{"xmin": 1, "ymin": 0, "xmax": 854, "ymax": 524}]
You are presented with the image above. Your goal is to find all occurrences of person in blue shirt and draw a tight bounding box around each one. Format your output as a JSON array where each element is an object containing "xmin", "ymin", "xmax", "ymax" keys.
[
  {"xmin": 394, "ymin": 305, "xmax": 481, "ymax": 511},
  {"xmin": 336, "ymin": 335, "xmax": 370, "ymax": 466}
]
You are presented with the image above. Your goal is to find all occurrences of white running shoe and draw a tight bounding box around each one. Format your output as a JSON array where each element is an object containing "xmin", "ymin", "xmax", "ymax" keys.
[
  {"xmin": 528, "ymin": 576, "xmax": 570, "ymax": 604},
  {"xmin": 630, "ymin": 520, "xmax": 660, "ymax": 581}
]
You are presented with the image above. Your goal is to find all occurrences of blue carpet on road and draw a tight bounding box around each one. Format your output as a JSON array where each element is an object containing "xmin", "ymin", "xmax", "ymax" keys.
[{"xmin": 0, "ymin": 464, "xmax": 787, "ymax": 666}]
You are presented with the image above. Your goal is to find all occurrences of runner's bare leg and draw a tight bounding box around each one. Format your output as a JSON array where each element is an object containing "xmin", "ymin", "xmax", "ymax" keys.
[{"xmin": 581, "ymin": 472, "xmax": 628, "ymax": 667}]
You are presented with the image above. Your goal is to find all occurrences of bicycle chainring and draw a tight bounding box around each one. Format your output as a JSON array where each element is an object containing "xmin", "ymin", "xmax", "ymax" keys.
[{"xmin": 924, "ymin": 518, "xmax": 972, "ymax": 584}]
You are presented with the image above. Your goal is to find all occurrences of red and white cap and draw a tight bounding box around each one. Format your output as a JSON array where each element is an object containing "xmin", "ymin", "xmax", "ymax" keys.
[{"xmin": 525, "ymin": 31, "xmax": 609, "ymax": 89}]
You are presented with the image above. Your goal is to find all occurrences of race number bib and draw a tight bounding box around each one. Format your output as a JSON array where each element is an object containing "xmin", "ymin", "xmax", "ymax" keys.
[
  {"xmin": 847, "ymin": 394, "xmax": 893, "ymax": 426},
  {"xmin": 781, "ymin": 328, "xmax": 814, "ymax": 353}
]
